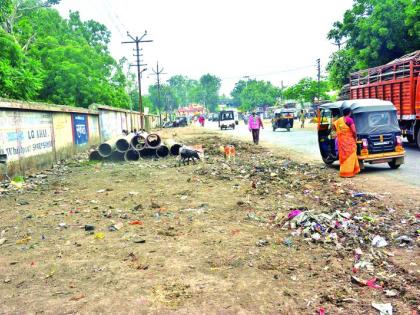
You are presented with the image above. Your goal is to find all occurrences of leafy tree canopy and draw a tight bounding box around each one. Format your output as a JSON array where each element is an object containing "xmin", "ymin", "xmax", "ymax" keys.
[
  {"xmin": 238, "ymin": 80, "xmax": 281, "ymax": 112},
  {"xmin": 327, "ymin": 0, "xmax": 420, "ymax": 88},
  {"xmin": 0, "ymin": 0, "xmax": 129, "ymax": 108},
  {"xmin": 282, "ymin": 77, "xmax": 330, "ymax": 104}
]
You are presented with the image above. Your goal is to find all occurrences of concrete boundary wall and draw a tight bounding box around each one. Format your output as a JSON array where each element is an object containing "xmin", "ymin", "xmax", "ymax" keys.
[{"xmin": 0, "ymin": 99, "xmax": 159, "ymax": 176}]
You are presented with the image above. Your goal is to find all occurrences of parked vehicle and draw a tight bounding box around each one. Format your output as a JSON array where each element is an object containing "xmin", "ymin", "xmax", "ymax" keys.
[
  {"xmin": 318, "ymin": 99, "xmax": 405, "ymax": 169},
  {"xmin": 348, "ymin": 50, "xmax": 420, "ymax": 148},
  {"xmin": 219, "ymin": 110, "xmax": 236, "ymax": 130},
  {"xmin": 175, "ymin": 117, "xmax": 188, "ymax": 127},
  {"xmin": 272, "ymin": 109, "xmax": 294, "ymax": 131}
]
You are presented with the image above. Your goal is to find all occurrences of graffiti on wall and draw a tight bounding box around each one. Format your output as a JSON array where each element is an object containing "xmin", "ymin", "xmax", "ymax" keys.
[{"xmin": 0, "ymin": 111, "xmax": 53, "ymax": 161}]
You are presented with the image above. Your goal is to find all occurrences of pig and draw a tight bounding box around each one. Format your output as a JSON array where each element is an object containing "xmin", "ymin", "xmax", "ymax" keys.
[{"xmin": 179, "ymin": 147, "xmax": 200, "ymax": 165}]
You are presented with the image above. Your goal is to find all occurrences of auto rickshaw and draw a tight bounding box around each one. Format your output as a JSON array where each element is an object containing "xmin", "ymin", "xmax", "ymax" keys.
[
  {"xmin": 272, "ymin": 109, "xmax": 294, "ymax": 132},
  {"xmin": 219, "ymin": 110, "xmax": 236, "ymax": 130},
  {"xmin": 318, "ymin": 99, "xmax": 405, "ymax": 169}
]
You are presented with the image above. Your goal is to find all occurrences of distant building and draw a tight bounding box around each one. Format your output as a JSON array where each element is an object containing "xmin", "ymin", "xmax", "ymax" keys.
[{"xmin": 177, "ymin": 104, "xmax": 206, "ymax": 116}]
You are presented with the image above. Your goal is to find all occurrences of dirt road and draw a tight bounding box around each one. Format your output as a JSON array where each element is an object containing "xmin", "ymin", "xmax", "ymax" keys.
[{"xmin": 0, "ymin": 128, "xmax": 418, "ymax": 314}]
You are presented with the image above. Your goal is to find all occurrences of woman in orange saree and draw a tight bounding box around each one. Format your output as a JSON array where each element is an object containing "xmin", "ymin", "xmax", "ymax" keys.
[{"xmin": 333, "ymin": 108, "xmax": 360, "ymax": 178}]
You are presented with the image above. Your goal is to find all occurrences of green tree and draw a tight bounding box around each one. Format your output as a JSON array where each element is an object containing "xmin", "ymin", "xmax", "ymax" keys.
[
  {"xmin": 239, "ymin": 80, "xmax": 281, "ymax": 112},
  {"xmin": 198, "ymin": 74, "xmax": 221, "ymax": 112},
  {"xmin": 282, "ymin": 77, "xmax": 329, "ymax": 104},
  {"xmin": 148, "ymin": 83, "xmax": 178, "ymax": 113},
  {"xmin": 327, "ymin": 0, "xmax": 420, "ymax": 87},
  {"xmin": 231, "ymin": 79, "xmax": 256, "ymax": 106},
  {"xmin": 0, "ymin": 29, "xmax": 44, "ymax": 99}
]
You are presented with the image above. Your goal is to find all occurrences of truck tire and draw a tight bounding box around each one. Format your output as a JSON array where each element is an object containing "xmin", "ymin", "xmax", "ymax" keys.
[{"xmin": 417, "ymin": 130, "xmax": 420, "ymax": 150}]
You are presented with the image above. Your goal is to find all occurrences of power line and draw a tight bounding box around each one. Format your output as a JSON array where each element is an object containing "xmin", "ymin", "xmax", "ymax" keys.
[
  {"xmin": 122, "ymin": 31, "xmax": 153, "ymax": 130},
  {"xmin": 316, "ymin": 58, "xmax": 321, "ymax": 103},
  {"xmin": 151, "ymin": 61, "xmax": 167, "ymax": 125},
  {"xmin": 220, "ymin": 64, "xmax": 315, "ymax": 80}
]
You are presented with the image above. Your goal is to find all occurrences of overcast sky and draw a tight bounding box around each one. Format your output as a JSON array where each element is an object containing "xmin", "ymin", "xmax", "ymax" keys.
[{"xmin": 56, "ymin": 0, "xmax": 353, "ymax": 95}]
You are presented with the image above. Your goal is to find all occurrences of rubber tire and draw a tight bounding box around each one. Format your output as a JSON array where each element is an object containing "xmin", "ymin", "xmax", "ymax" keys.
[
  {"xmin": 388, "ymin": 159, "xmax": 401, "ymax": 169},
  {"xmin": 407, "ymin": 135, "xmax": 415, "ymax": 144},
  {"xmin": 417, "ymin": 130, "xmax": 420, "ymax": 150},
  {"xmin": 273, "ymin": 127, "xmax": 276, "ymax": 132},
  {"xmin": 232, "ymin": 125, "xmax": 235, "ymax": 130},
  {"xmin": 287, "ymin": 127, "xmax": 290, "ymax": 132}
]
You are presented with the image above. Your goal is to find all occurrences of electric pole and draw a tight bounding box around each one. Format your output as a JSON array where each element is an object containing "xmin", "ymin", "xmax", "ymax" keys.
[
  {"xmin": 316, "ymin": 58, "xmax": 321, "ymax": 104},
  {"xmin": 151, "ymin": 61, "xmax": 167, "ymax": 126},
  {"xmin": 122, "ymin": 31, "xmax": 153, "ymax": 130}
]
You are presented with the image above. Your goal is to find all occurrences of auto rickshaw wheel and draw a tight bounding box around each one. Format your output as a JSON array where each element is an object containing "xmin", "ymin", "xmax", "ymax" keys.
[
  {"xmin": 407, "ymin": 135, "xmax": 415, "ymax": 143},
  {"xmin": 272, "ymin": 126, "xmax": 276, "ymax": 132},
  {"xmin": 388, "ymin": 159, "xmax": 401, "ymax": 169},
  {"xmin": 287, "ymin": 127, "xmax": 290, "ymax": 132}
]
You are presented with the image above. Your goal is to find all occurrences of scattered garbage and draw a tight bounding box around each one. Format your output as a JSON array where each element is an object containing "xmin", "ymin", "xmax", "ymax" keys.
[
  {"xmin": 129, "ymin": 220, "xmax": 143, "ymax": 225},
  {"xmin": 84, "ymin": 225, "xmax": 95, "ymax": 231},
  {"xmin": 372, "ymin": 235, "xmax": 388, "ymax": 248},
  {"xmin": 94, "ymin": 232, "xmax": 105, "ymax": 239},
  {"xmin": 384, "ymin": 289, "xmax": 399, "ymax": 297},
  {"xmin": 372, "ymin": 302, "xmax": 393, "ymax": 315},
  {"xmin": 16, "ymin": 236, "xmax": 31, "ymax": 244},
  {"xmin": 351, "ymin": 276, "xmax": 382, "ymax": 289},
  {"xmin": 395, "ymin": 235, "xmax": 414, "ymax": 246},
  {"xmin": 256, "ymin": 239, "xmax": 269, "ymax": 247}
]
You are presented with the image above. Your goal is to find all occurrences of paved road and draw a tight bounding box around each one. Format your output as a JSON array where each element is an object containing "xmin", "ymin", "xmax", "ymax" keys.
[{"xmin": 206, "ymin": 121, "xmax": 420, "ymax": 187}]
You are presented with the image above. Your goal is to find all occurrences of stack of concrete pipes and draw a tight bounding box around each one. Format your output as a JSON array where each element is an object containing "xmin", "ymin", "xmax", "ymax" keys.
[{"xmin": 89, "ymin": 133, "xmax": 182, "ymax": 162}]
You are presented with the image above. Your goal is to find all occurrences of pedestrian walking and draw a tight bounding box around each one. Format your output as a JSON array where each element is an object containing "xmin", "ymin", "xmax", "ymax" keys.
[
  {"xmin": 332, "ymin": 107, "xmax": 360, "ymax": 178},
  {"xmin": 198, "ymin": 115, "xmax": 205, "ymax": 127},
  {"xmin": 300, "ymin": 110, "xmax": 305, "ymax": 128},
  {"xmin": 248, "ymin": 112, "xmax": 264, "ymax": 145}
]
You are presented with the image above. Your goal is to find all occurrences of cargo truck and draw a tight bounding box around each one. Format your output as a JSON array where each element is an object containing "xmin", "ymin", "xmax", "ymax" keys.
[{"xmin": 348, "ymin": 51, "xmax": 420, "ymax": 148}]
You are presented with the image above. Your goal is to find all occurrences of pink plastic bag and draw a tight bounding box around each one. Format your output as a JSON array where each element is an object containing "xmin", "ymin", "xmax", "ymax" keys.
[{"xmin": 288, "ymin": 210, "xmax": 302, "ymax": 220}]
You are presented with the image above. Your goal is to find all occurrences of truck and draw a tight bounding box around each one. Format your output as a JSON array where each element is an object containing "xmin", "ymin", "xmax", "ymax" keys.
[{"xmin": 348, "ymin": 50, "xmax": 420, "ymax": 148}]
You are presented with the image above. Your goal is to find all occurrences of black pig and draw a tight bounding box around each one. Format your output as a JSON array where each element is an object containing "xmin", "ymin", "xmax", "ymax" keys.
[{"xmin": 179, "ymin": 147, "xmax": 200, "ymax": 165}]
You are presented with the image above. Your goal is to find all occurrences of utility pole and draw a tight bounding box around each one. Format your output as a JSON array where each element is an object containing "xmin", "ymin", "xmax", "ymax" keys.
[
  {"xmin": 122, "ymin": 31, "xmax": 153, "ymax": 130},
  {"xmin": 151, "ymin": 61, "xmax": 167, "ymax": 126},
  {"xmin": 316, "ymin": 58, "xmax": 321, "ymax": 104}
]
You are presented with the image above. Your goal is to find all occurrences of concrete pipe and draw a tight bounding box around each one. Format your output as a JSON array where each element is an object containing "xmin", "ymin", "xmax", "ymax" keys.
[
  {"xmin": 111, "ymin": 150, "xmax": 125, "ymax": 162},
  {"xmin": 139, "ymin": 148, "xmax": 157, "ymax": 159},
  {"xmin": 89, "ymin": 150, "xmax": 102, "ymax": 161},
  {"xmin": 146, "ymin": 133, "xmax": 161, "ymax": 148},
  {"xmin": 116, "ymin": 133, "xmax": 135, "ymax": 153},
  {"xmin": 165, "ymin": 139, "xmax": 182, "ymax": 155},
  {"xmin": 125, "ymin": 149, "xmax": 140, "ymax": 161},
  {"xmin": 98, "ymin": 137, "xmax": 119, "ymax": 157},
  {"xmin": 131, "ymin": 133, "xmax": 147, "ymax": 150},
  {"xmin": 156, "ymin": 145, "xmax": 169, "ymax": 158}
]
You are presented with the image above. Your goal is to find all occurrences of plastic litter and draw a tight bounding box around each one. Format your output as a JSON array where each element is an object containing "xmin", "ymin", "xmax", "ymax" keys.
[
  {"xmin": 372, "ymin": 302, "xmax": 393, "ymax": 315},
  {"xmin": 94, "ymin": 232, "xmax": 105, "ymax": 239},
  {"xmin": 84, "ymin": 224, "xmax": 95, "ymax": 231},
  {"xmin": 16, "ymin": 236, "xmax": 31, "ymax": 244},
  {"xmin": 372, "ymin": 235, "xmax": 388, "ymax": 248},
  {"xmin": 129, "ymin": 220, "xmax": 143, "ymax": 225},
  {"xmin": 351, "ymin": 276, "xmax": 382, "ymax": 289},
  {"xmin": 287, "ymin": 210, "xmax": 302, "ymax": 220}
]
